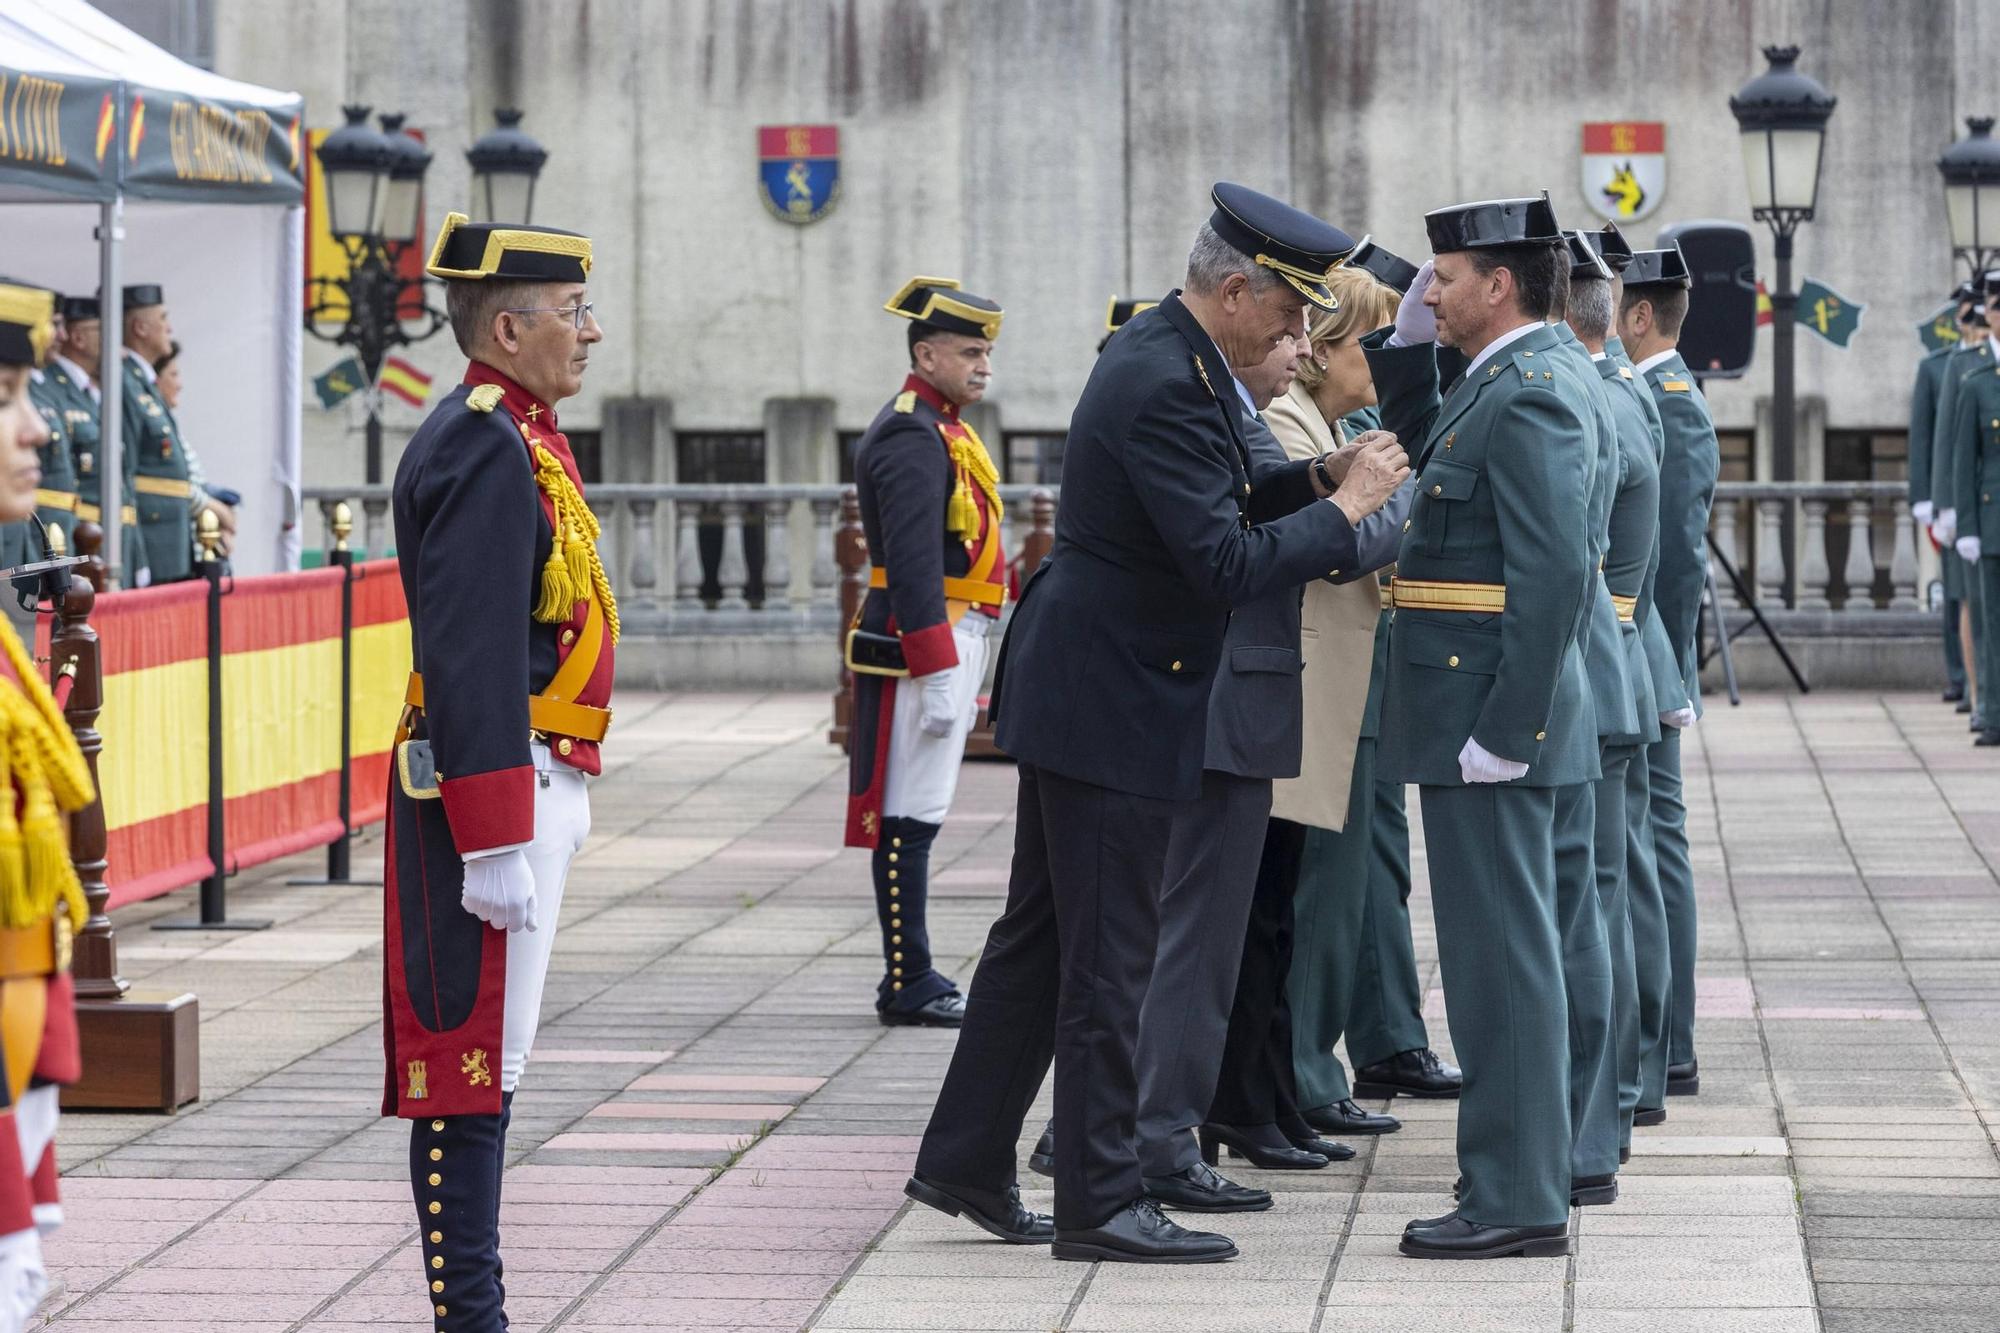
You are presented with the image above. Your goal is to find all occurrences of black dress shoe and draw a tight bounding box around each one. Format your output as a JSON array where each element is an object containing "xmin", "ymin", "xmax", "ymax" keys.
[
  {"xmin": 1199, "ymin": 1123, "xmax": 1329, "ymax": 1170},
  {"xmin": 1028, "ymin": 1123, "xmax": 1054, "ymax": 1178},
  {"xmin": 1946, "ymin": 685, "xmax": 1967, "ymax": 703},
  {"xmin": 1399, "ymin": 1214, "xmax": 1569, "ymax": 1260},
  {"xmin": 1302, "ymin": 1099, "xmax": 1401, "ymax": 1136},
  {"xmin": 904, "ymin": 1174, "xmax": 1053, "ymax": 1244},
  {"xmin": 1405, "ymin": 1207, "xmax": 1459, "ymax": 1231},
  {"xmin": 1053, "ymin": 1198, "xmax": 1237, "ymax": 1264},
  {"xmin": 1353, "ymin": 1048, "xmax": 1463, "ymax": 1100},
  {"xmin": 1957, "ymin": 698, "xmax": 1974, "ymax": 713},
  {"xmin": 1619, "ymin": 1146, "xmax": 1630, "ymax": 1165},
  {"xmin": 1281, "ymin": 1129, "xmax": 1356, "ymax": 1162},
  {"xmin": 1633, "ymin": 1106, "xmax": 1666, "ymax": 1127},
  {"xmin": 879, "ymin": 992, "xmax": 965, "ymax": 1028},
  {"xmin": 1143, "ymin": 1161, "xmax": 1272, "ymax": 1213},
  {"xmin": 1977, "ymin": 729, "xmax": 2000, "ymax": 747},
  {"xmin": 1571, "ymin": 1173, "xmax": 1618, "ymax": 1206},
  {"xmin": 1666, "ymin": 1059, "xmax": 1700, "ymax": 1096}
]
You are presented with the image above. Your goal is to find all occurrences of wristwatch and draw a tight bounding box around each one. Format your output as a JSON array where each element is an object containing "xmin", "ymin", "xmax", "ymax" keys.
[{"xmin": 1312, "ymin": 455, "xmax": 1335, "ymax": 493}]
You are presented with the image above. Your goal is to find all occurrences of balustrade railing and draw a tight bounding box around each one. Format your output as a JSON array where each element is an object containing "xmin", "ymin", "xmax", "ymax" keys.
[
  {"xmin": 302, "ymin": 483, "xmax": 1060, "ymax": 633},
  {"xmin": 1708, "ymin": 481, "xmax": 1924, "ymax": 618}
]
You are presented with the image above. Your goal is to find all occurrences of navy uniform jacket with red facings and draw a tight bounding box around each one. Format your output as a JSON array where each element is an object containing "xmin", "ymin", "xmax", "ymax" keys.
[
  {"xmin": 382, "ymin": 361, "xmax": 613, "ymax": 1118},
  {"xmin": 843, "ymin": 375, "xmax": 1004, "ymax": 848}
]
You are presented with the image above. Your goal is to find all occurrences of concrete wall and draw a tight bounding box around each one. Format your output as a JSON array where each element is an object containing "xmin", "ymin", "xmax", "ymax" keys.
[{"xmin": 205, "ymin": 0, "xmax": 1993, "ymax": 488}]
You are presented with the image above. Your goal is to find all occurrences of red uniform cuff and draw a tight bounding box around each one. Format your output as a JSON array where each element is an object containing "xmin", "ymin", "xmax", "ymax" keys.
[
  {"xmin": 901, "ymin": 622, "xmax": 959, "ymax": 677},
  {"xmin": 440, "ymin": 766, "xmax": 536, "ymax": 854}
]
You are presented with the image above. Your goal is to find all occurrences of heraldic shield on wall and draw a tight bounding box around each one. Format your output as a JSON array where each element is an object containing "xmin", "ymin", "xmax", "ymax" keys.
[
  {"xmin": 1582, "ymin": 121, "xmax": 1665, "ymax": 223},
  {"xmin": 759, "ymin": 124, "xmax": 840, "ymax": 224}
]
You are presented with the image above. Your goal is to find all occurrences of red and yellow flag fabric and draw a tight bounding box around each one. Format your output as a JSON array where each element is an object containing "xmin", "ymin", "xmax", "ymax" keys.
[{"xmin": 378, "ymin": 357, "xmax": 433, "ymax": 408}]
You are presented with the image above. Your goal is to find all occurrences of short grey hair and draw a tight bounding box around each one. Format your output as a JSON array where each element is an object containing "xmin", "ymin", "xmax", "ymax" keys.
[
  {"xmin": 1565, "ymin": 276, "xmax": 1615, "ymax": 344},
  {"xmin": 444, "ymin": 277, "xmax": 546, "ymax": 357},
  {"xmin": 1184, "ymin": 221, "xmax": 1284, "ymax": 299}
]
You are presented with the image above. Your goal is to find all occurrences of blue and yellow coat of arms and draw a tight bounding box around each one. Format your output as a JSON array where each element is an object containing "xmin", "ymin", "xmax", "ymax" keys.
[{"xmin": 758, "ymin": 124, "xmax": 840, "ymax": 224}]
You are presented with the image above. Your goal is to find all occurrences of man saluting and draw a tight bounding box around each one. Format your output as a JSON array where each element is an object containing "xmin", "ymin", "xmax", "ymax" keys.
[{"xmin": 384, "ymin": 212, "xmax": 613, "ymax": 1330}]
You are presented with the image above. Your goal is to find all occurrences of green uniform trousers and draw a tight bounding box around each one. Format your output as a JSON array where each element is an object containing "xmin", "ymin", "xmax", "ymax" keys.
[
  {"xmin": 1595, "ymin": 744, "xmax": 1643, "ymax": 1147},
  {"xmin": 1557, "ymin": 780, "xmax": 1618, "ymax": 1181},
  {"xmin": 1421, "ymin": 782, "xmax": 1570, "ymax": 1228},
  {"xmin": 1978, "ymin": 558, "xmax": 2000, "ymax": 734},
  {"xmin": 1648, "ymin": 727, "xmax": 1698, "ymax": 1072},
  {"xmin": 1347, "ymin": 779, "xmax": 1430, "ymax": 1070},
  {"xmin": 1627, "ymin": 744, "xmax": 1670, "ymax": 1115},
  {"xmin": 1288, "ymin": 738, "xmax": 1374, "ymax": 1110}
]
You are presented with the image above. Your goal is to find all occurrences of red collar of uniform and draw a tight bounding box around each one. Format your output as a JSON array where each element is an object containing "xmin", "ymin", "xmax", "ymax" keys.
[
  {"xmin": 902, "ymin": 373, "xmax": 961, "ymax": 420},
  {"xmin": 465, "ymin": 361, "xmax": 558, "ymax": 431}
]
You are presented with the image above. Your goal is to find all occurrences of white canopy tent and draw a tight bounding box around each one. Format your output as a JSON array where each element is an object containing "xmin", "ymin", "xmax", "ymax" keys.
[{"xmin": 0, "ymin": 0, "xmax": 305, "ymax": 574}]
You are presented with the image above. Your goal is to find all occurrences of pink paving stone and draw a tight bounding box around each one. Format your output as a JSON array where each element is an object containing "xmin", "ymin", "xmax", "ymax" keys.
[
  {"xmin": 508, "ymin": 1163, "xmax": 712, "ymax": 1188},
  {"xmin": 80, "ymin": 1291, "xmax": 326, "ymax": 1321},
  {"xmin": 637, "ymin": 1223, "xmax": 889, "ymax": 1251},
  {"xmin": 738, "ymin": 1134, "xmax": 921, "ymax": 1153},
  {"xmin": 932, "ymin": 867, "xmax": 1010, "ymax": 885},
  {"xmin": 668, "ymin": 1202, "xmax": 893, "ymax": 1230},
  {"xmin": 137, "ymin": 1242, "xmax": 402, "ymax": 1271},
  {"xmin": 1761, "ymin": 1005, "xmax": 1928, "ymax": 1021},
  {"xmin": 1699, "ymin": 975, "xmax": 1759, "ymax": 1019},
  {"xmin": 615, "ymin": 1247, "xmax": 853, "ymax": 1276},
  {"xmin": 57, "ymin": 1178, "xmax": 258, "ymax": 1200},
  {"xmin": 588, "ymin": 1101, "xmax": 796, "ymax": 1121},
  {"xmin": 254, "ymin": 1179, "xmax": 410, "ymax": 1200},
  {"xmin": 588, "ymin": 1269, "xmax": 839, "ymax": 1300},
  {"xmin": 107, "ymin": 1265, "xmax": 357, "ymax": 1296},
  {"xmin": 495, "ymin": 1222, "xmax": 658, "ymax": 1250},
  {"xmin": 539, "ymin": 1130, "xmax": 749, "ymax": 1153},
  {"xmin": 43, "ymin": 1323, "xmax": 295, "ymax": 1333},
  {"xmin": 627, "ymin": 1073, "xmax": 825, "ymax": 1094},
  {"xmin": 533, "ymin": 1048, "xmax": 677, "ymax": 1063},
  {"xmin": 567, "ymin": 1295, "xmax": 824, "ymax": 1326}
]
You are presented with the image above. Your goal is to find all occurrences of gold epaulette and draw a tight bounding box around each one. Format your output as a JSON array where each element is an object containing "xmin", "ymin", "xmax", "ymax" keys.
[
  {"xmin": 894, "ymin": 390, "xmax": 917, "ymax": 413},
  {"xmin": 1660, "ymin": 379, "xmax": 1692, "ymax": 393},
  {"xmin": 466, "ymin": 384, "xmax": 505, "ymax": 413}
]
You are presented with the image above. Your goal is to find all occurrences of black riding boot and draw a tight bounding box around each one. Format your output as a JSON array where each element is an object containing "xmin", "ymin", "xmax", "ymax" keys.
[
  {"xmin": 410, "ymin": 1110, "xmax": 508, "ymax": 1331},
  {"xmin": 874, "ymin": 816, "xmax": 957, "ymax": 1015}
]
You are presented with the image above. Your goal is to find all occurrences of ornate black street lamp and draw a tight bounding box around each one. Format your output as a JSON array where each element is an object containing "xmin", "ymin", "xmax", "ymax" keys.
[
  {"xmin": 1940, "ymin": 116, "xmax": 2000, "ymax": 276},
  {"xmin": 466, "ymin": 108, "xmax": 549, "ymax": 224}
]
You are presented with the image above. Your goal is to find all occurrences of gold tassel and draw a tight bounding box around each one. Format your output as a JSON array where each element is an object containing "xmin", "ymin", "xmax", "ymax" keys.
[
  {"xmin": 528, "ymin": 443, "xmax": 621, "ymax": 641},
  {"xmin": 564, "ymin": 529, "xmax": 593, "ymax": 598},
  {"xmin": 948, "ymin": 478, "xmax": 976, "ymax": 539},
  {"xmin": 0, "ymin": 733, "xmax": 25, "ymax": 930},
  {"xmin": 536, "ymin": 547, "xmax": 577, "ymax": 622}
]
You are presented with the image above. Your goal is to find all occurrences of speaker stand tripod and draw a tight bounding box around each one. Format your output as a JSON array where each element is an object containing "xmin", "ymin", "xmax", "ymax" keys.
[{"xmin": 1701, "ymin": 532, "xmax": 1810, "ymax": 699}]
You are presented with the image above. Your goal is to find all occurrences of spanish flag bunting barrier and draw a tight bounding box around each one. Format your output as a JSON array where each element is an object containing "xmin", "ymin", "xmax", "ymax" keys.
[{"xmin": 38, "ymin": 560, "xmax": 412, "ymax": 910}]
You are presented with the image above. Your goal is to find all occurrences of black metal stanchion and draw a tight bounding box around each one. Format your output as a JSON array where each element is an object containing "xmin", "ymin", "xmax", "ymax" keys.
[
  {"xmin": 157, "ymin": 512, "xmax": 270, "ymax": 931},
  {"xmin": 289, "ymin": 504, "xmax": 379, "ymax": 887}
]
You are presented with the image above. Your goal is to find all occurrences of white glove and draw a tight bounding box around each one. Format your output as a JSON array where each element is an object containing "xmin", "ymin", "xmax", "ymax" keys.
[
  {"xmin": 1958, "ymin": 535, "xmax": 1984, "ymax": 563},
  {"xmin": 1935, "ymin": 509, "xmax": 1958, "ymax": 544},
  {"xmin": 1458, "ymin": 736, "xmax": 1529, "ymax": 784},
  {"xmin": 919, "ymin": 670, "xmax": 957, "ymax": 738},
  {"xmin": 0, "ymin": 1230, "xmax": 47, "ymax": 1331},
  {"xmin": 1912, "ymin": 500, "xmax": 1935, "ymax": 528},
  {"xmin": 1661, "ymin": 706, "xmax": 1697, "ymax": 729},
  {"xmin": 461, "ymin": 848, "xmax": 537, "ymax": 932},
  {"xmin": 1389, "ymin": 260, "xmax": 1437, "ymax": 346}
]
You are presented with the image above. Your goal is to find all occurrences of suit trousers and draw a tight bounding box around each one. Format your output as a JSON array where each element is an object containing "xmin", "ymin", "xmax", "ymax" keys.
[
  {"xmin": 1288, "ymin": 738, "xmax": 1377, "ymax": 1111},
  {"xmin": 1595, "ymin": 745, "xmax": 1643, "ymax": 1143},
  {"xmin": 1978, "ymin": 557, "xmax": 2000, "ymax": 735},
  {"xmin": 1208, "ymin": 818, "xmax": 1310, "ymax": 1129},
  {"xmin": 1421, "ymin": 783, "xmax": 1571, "ymax": 1228},
  {"xmin": 1626, "ymin": 745, "xmax": 1671, "ymax": 1114},
  {"xmin": 915, "ymin": 764, "xmax": 1174, "ymax": 1231},
  {"xmin": 1134, "ymin": 770, "xmax": 1273, "ymax": 1176},
  {"xmin": 1346, "ymin": 779, "xmax": 1431, "ymax": 1070},
  {"xmin": 1648, "ymin": 728, "xmax": 1699, "ymax": 1070},
  {"xmin": 1943, "ymin": 593, "xmax": 1967, "ymax": 693},
  {"xmin": 1557, "ymin": 780, "xmax": 1618, "ymax": 1181}
]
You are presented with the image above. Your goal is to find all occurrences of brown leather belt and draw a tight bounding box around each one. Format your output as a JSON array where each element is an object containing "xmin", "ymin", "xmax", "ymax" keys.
[{"xmin": 404, "ymin": 675, "xmax": 611, "ymax": 743}]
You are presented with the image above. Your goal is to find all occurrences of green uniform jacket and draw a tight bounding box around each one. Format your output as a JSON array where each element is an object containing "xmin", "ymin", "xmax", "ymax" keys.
[
  {"xmin": 122, "ymin": 352, "xmax": 196, "ymax": 583},
  {"xmin": 1932, "ymin": 341, "xmax": 1994, "ymax": 515},
  {"xmin": 1555, "ymin": 325, "xmax": 1635, "ymax": 744},
  {"xmin": 63, "ymin": 360, "xmax": 148, "ymax": 585},
  {"xmin": 1946, "ymin": 352, "xmax": 2000, "ymax": 546},
  {"xmin": 1644, "ymin": 351, "xmax": 1720, "ymax": 717},
  {"xmin": 1595, "ymin": 355, "xmax": 1663, "ymax": 747},
  {"xmin": 1374, "ymin": 322, "xmax": 1599, "ymax": 788},
  {"xmin": 25, "ymin": 370, "xmax": 79, "ymax": 548},
  {"xmin": 1909, "ymin": 345, "xmax": 1952, "ymax": 509},
  {"xmin": 1609, "ymin": 338, "xmax": 1685, "ymax": 715}
]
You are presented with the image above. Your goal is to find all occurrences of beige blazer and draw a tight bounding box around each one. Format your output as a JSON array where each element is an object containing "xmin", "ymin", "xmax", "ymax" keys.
[{"xmin": 1265, "ymin": 383, "xmax": 1383, "ymax": 832}]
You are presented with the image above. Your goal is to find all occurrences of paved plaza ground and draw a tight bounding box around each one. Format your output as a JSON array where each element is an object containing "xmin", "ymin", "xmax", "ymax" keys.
[{"xmin": 32, "ymin": 689, "xmax": 2000, "ymax": 1332}]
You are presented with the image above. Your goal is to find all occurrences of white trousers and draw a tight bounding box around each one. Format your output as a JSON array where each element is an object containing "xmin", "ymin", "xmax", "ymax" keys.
[
  {"xmin": 499, "ymin": 744, "xmax": 591, "ymax": 1093},
  {"xmin": 882, "ymin": 619, "xmax": 990, "ymax": 825}
]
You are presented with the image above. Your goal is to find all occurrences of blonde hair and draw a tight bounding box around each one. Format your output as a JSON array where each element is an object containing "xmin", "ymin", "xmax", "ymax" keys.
[{"xmin": 1294, "ymin": 267, "xmax": 1401, "ymax": 392}]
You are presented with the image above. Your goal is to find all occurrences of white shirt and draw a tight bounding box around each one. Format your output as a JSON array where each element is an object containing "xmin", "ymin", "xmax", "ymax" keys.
[
  {"xmin": 1229, "ymin": 373, "xmax": 1259, "ymax": 418},
  {"xmin": 1633, "ymin": 348, "xmax": 1676, "ymax": 376},
  {"xmin": 49, "ymin": 353, "xmax": 99, "ymax": 402},
  {"xmin": 1589, "ymin": 351, "xmax": 1607, "ymax": 362},
  {"xmin": 1465, "ymin": 320, "xmax": 1544, "ymax": 375}
]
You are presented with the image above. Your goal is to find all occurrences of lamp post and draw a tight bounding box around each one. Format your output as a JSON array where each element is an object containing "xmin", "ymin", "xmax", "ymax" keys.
[
  {"xmin": 1731, "ymin": 44, "xmax": 1835, "ymax": 607},
  {"xmin": 466, "ymin": 108, "xmax": 549, "ymax": 224},
  {"xmin": 1940, "ymin": 116, "xmax": 2000, "ymax": 277}
]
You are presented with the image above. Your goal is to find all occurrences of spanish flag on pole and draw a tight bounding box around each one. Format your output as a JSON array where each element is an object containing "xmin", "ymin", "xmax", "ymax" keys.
[
  {"xmin": 379, "ymin": 356, "xmax": 433, "ymax": 408},
  {"xmin": 1754, "ymin": 280, "xmax": 1774, "ymax": 328}
]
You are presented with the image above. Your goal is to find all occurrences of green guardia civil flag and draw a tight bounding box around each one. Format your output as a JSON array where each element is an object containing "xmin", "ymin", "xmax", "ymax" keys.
[
  {"xmin": 1796, "ymin": 278, "xmax": 1864, "ymax": 348},
  {"xmin": 314, "ymin": 355, "xmax": 366, "ymax": 409},
  {"xmin": 1917, "ymin": 300, "xmax": 1961, "ymax": 353}
]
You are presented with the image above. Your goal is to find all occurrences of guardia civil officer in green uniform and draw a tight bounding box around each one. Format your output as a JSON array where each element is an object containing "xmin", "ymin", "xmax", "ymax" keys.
[
  {"xmin": 118, "ymin": 286, "xmax": 198, "ymax": 583},
  {"xmin": 1945, "ymin": 270, "xmax": 2000, "ymax": 746},
  {"xmin": 24, "ymin": 297, "xmax": 80, "ymax": 552},
  {"xmin": 1932, "ymin": 292, "xmax": 1994, "ymax": 730},
  {"xmin": 1911, "ymin": 284, "xmax": 1981, "ymax": 705},
  {"xmin": 1616, "ymin": 244, "xmax": 1718, "ymax": 1108},
  {"xmin": 52, "ymin": 296, "xmax": 146, "ymax": 586},
  {"xmin": 1367, "ymin": 196, "xmax": 1595, "ymax": 1260}
]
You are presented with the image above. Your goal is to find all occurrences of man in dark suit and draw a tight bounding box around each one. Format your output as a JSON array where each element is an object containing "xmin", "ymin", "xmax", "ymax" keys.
[{"xmin": 906, "ymin": 184, "xmax": 1408, "ymax": 1264}]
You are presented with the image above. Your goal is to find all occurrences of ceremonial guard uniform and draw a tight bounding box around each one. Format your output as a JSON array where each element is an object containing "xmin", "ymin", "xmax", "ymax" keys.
[
  {"xmin": 24, "ymin": 328, "xmax": 80, "ymax": 553},
  {"xmin": 912, "ymin": 185, "xmax": 1368, "ymax": 1263},
  {"xmin": 1932, "ymin": 302, "xmax": 1994, "ymax": 729},
  {"xmin": 1371, "ymin": 197, "xmax": 1595, "ymax": 1257},
  {"xmin": 57, "ymin": 297, "xmax": 145, "ymax": 588},
  {"xmin": 843, "ymin": 279, "xmax": 1007, "ymax": 1028},
  {"xmin": 1910, "ymin": 285, "xmax": 1977, "ymax": 702},
  {"xmin": 1627, "ymin": 246, "xmax": 1719, "ymax": 1104},
  {"xmin": 0, "ymin": 282, "xmax": 93, "ymax": 1323},
  {"xmin": 1944, "ymin": 270, "xmax": 2000, "ymax": 746},
  {"xmin": 384, "ymin": 214, "xmax": 613, "ymax": 1331},
  {"xmin": 119, "ymin": 287, "xmax": 197, "ymax": 584}
]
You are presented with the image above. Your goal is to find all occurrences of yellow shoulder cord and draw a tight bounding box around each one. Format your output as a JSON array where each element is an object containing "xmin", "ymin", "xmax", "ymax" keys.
[
  {"xmin": 529, "ymin": 443, "xmax": 621, "ymax": 643},
  {"xmin": 0, "ymin": 619, "xmax": 92, "ymax": 931},
  {"xmin": 945, "ymin": 421, "xmax": 1004, "ymax": 540}
]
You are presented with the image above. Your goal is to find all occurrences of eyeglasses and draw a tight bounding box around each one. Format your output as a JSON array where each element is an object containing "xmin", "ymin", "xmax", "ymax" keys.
[{"xmin": 503, "ymin": 302, "xmax": 596, "ymax": 330}]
